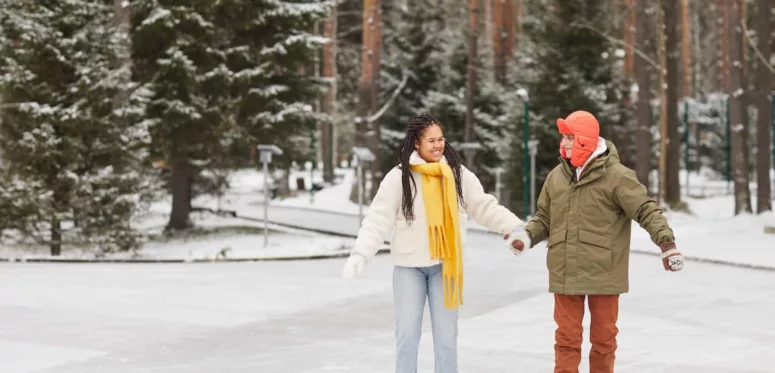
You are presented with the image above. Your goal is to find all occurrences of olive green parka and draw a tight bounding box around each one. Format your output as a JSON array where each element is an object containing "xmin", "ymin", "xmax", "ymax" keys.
[{"xmin": 525, "ymin": 140, "xmax": 675, "ymax": 295}]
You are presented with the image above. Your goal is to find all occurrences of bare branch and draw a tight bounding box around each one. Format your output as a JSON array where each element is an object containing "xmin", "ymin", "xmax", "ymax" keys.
[
  {"xmin": 366, "ymin": 69, "xmax": 409, "ymax": 123},
  {"xmin": 739, "ymin": 5, "xmax": 775, "ymax": 76}
]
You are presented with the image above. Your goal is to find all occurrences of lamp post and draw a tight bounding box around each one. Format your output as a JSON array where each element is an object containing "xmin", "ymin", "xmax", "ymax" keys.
[
  {"xmin": 309, "ymin": 122, "xmax": 317, "ymax": 204},
  {"xmin": 528, "ymin": 138, "xmax": 539, "ymax": 217},
  {"xmin": 683, "ymin": 100, "xmax": 690, "ymax": 195},
  {"xmin": 726, "ymin": 96, "xmax": 731, "ymax": 194},
  {"xmin": 352, "ymin": 146, "xmax": 375, "ymax": 227},
  {"xmin": 517, "ymin": 88, "xmax": 530, "ymax": 219},
  {"xmin": 457, "ymin": 142, "xmax": 483, "ymax": 172},
  {"xmin": 492, "ymin": 167, "xmax": 504, "ymax": 203},
  {"xmin": 257, "ymin": 144, "xmax": 283, "ymax": 247}
]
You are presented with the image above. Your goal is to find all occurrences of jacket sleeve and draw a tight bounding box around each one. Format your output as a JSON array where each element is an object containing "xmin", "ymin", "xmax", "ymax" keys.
[
  {"xmin": 461, "ymin": 166, "xmax": 524, "ymax": 234},
  {"xmin": 613, "ymin": 167, "xmax": 675, "ymax": 245},
  {"xmin": 351, "ymin": 167, "xmax": 402, "ymax": 263},
  {"xmin": 525, "ymin": 170, "xmax": 552, "ymax": 247}
]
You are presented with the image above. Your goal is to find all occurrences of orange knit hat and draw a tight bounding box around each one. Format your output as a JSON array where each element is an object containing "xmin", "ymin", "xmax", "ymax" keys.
[{"xmin": 556, "ymin": 111, "xmax": 600, "ymax": 167}]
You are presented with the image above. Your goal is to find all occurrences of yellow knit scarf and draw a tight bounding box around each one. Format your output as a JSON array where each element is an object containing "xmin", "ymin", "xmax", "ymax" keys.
[{"xmin": 410, "ymin": 162, "xmax": 463, "ymax": 309}]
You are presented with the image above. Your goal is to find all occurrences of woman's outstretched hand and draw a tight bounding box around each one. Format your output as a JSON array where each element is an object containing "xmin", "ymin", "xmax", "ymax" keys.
[{"xmin": 504, "ymin": 227, "xmax": 531, "ymax": 256}]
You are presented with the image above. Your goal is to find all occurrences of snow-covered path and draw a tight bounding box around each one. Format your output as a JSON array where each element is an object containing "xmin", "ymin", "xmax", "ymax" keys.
[{"xmin": 1, "ymin": 232, "xmax": 773, "ymax": 373}]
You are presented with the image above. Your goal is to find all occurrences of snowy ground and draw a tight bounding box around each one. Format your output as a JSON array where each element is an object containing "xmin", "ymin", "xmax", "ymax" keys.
[{"xmin": 2, "ymin": 231, "xmax": 774, "ymax": 372}]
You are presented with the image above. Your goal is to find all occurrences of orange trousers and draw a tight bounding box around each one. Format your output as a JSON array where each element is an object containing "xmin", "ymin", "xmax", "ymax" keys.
[{"xmin": 554, "ymin": 294, "xmax": 619, "ymax": 373}]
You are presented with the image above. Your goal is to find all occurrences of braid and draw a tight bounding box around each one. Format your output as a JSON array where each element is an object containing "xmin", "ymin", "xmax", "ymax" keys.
[{"xmin": 397, "ymin": 114, "xmax": 465, "ymax": 223}]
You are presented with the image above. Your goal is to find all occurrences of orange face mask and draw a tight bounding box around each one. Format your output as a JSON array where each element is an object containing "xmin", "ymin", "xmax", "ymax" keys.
[{"xmin": 556, "ymin": 111, "xmax": 600, "ymax": 167}]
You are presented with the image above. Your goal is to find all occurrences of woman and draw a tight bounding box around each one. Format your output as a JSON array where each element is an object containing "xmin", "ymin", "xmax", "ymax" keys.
[{"xmin": 341, "ymin": 114, "xmax": 527, "ymax": 373}]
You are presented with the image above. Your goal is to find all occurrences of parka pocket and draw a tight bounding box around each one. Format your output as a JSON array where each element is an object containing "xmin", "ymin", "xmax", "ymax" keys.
[
  {"xmin": 547, "ymin": 229, "xmax": 567, "ymax": 248},
  {"xmin": 578, "ymin": 229, "xmax": 612, "ymax": 272},
  {"xmin": 546, "ymin": 229, "xmax": 567, "ymax": 277},
  {"xmin": 392, "ymin": 220, "xmax": 421, "ymax": 254}
]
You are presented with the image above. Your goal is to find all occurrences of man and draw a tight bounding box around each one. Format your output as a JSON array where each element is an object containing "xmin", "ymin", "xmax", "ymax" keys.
[{"xmin": 506, "ymin": 110, "xmax": 684, "ymax": 373}]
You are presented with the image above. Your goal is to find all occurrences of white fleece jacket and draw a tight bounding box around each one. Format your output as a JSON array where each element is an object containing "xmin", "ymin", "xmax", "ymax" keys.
[{"xmin": 352, "ymin": 151, "xmax": 525, "ymax": 267}]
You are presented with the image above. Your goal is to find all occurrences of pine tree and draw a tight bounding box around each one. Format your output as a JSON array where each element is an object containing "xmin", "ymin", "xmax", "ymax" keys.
[
  {"xmin": 132, "ymin": 0, "xmax": 227, "ymax": 230},
  {"xmin": 0, "ymin": 0, "xmax": 149, "ymax": 254},
  {"xmin": 132, "ymin": 0, "xmax": 326, "ymax": 229},
  {"xmin": 213, "ymin": 0, "xmax": 329, "ymax": 170}
]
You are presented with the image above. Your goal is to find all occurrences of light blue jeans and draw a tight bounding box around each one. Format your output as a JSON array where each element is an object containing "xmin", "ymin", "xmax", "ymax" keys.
[{"xmin": 393, "ymin": 264, "xmax": 458, "ymax": 373}]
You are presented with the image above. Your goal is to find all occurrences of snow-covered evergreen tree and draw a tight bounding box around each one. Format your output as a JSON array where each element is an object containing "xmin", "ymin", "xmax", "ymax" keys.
[
  {"xmin": 214, "ymin": 0, "xmax": 329, "ymax": 169},
  {"xmin": 132, "ymin": 0, "xmax": 327, "ymax": 229},
  {"xmin": 0, "ymin": 0, "xmax": 150, "ymax": 254},
  {"xmin": 131, "ymin": 0, "xmax": 234, "ymax": 230},
  {"xmin": 684, "ymin": 94, "xmax": 729, "ymax": 179}
]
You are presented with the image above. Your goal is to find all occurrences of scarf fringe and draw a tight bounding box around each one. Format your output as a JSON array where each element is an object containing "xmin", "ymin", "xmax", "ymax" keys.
[
  {"xmin": 443, "ymin": 272, "xmax": 463, "ymax": 309},
  {"xmin": 429, "ymin": 225, "xmax": 451, "ymax": 259}
]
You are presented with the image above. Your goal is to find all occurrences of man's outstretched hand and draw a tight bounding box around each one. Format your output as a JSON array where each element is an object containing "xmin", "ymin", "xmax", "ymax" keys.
[{"xmin": 659, "ymin": 243, "xmax": 684, "ymax": 272}]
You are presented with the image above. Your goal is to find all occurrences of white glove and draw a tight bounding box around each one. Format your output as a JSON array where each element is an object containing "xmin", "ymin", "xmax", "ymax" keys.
[
  {"xmin": 504, "ymin": 227, "xmax": 531, "ymax": 256},
  {"xmin": 342, "ymin": 254, "xmax": 366, "ymax": 279}
]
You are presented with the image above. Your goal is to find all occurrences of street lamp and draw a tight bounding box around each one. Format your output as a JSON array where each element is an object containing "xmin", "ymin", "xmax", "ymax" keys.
[
  {"xmin": 528, "ymin": 138, "xmax": 539, "ymax": 217},
  {"xmin": 456, "ymin": 142, "xmax": 483, "ymax": 171},
  {"xmin": 516, "ymin": 88, "xmax": 530, "ymax": 219},
  {"xmin": 309, "ymin": 121, "xmax": 317, "ymax": 204},
  {"xmin": 491, "ymin": 167, "xmax": 504, "ymax": 203},
  {"xmin": 352, "ymin": 146, "xmax": 375, "ymax": 227},
  {"xmin": 257, "ymin": 144, "xmax": 283, "ymax": 248}
]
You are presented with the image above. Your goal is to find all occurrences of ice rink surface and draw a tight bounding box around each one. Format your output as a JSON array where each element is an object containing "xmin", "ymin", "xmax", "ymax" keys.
[{"xmin": 2, "ymin": 231, "xmax": 774, "ymax": 373}]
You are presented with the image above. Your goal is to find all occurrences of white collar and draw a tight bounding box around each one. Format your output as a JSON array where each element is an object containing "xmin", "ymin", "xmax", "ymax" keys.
[{"xmin": 409, "ymin": 150, "xmax": 448, "ymax": 166}]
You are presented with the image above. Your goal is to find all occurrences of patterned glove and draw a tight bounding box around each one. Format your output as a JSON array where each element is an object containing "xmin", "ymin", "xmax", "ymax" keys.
[
  {"xmin": 504, "ymin": 227, "xmax": 531, "ymax": 256},
  {"xmin": 659, "ymin": 243, "xmax": 684, "ymax": 271}
]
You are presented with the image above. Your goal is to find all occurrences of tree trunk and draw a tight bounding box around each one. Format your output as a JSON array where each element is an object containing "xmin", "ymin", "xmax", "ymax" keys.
[
  {"xmin": 721, "ymin": 0, "xmax": 730, "ymax": 91},
  {"xmin": 359, "ymin": 0, "xmax": 381, "ymax": 200},
  {"xmin": 624, "ymin": 0, "xmax": 635, "ymax": 78},
  {"xmin": 112, "ymin": 0, "xmax": 131, "ymax": 111},
  {"xmin": 322, "ymin": 4, "xmax": 337, "ymax": 183},
  {"xmin": 681, "ymin": 0, "xmax": 691, "ymax": 97},
  {"xmin": 691, "ymin": 1, "xmax": 705, "ymax": 94},
  {"xmin": 739, "ymin": 0, "xmax": 751, "ymax": 187},
  {"xmin": 274, "ymin": 167, "xmax": 291, "ymax": 197},
  {"xmin": 754, "ymin": 0, "xmax": 773, "ymax": 213},
  {"xmin": 657, "ymin": 0, "xmax": 668, "ymax": 203},
  {"xmin": 516, "ymin": 0, "xmax": 524, "ymax": 40},
  {"xmin": 168, "ymin": 159, "xmax": 193, "ymax": 230},
  {"xmin": 465, "ymin": 0, "xmax": 479, "ymax": 171},
  {"xmin": 484, "ymin": 0, "xmax": 493, "ymax": 47},
  {"xmin": 50, "ymin": 217, "xmax": 61, "ymax": 256},
  {"xmin": 728, "ymin": 0, "xmax": 753, "ymax": 214},
  {"xmin": 492, "ymin": 0, "xmax": 505, "ymax": 84},
  {"xmin": 504, "ymin": 0, "xmax": 516, "ymax": 64},
  {"xmin": 663, "ymin": 0, "xmax": 682, "ymax": 205},
  {"xmin": 634, "ymin": 0, "xmax": 652, "ymax": 189},
  {"xmin": 706, "ymin": 1, "xmax": 723, "ymax": 93},
  {"xmin": 356, "ymin": 0, "xmax": 375, "ymax": 150}
]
